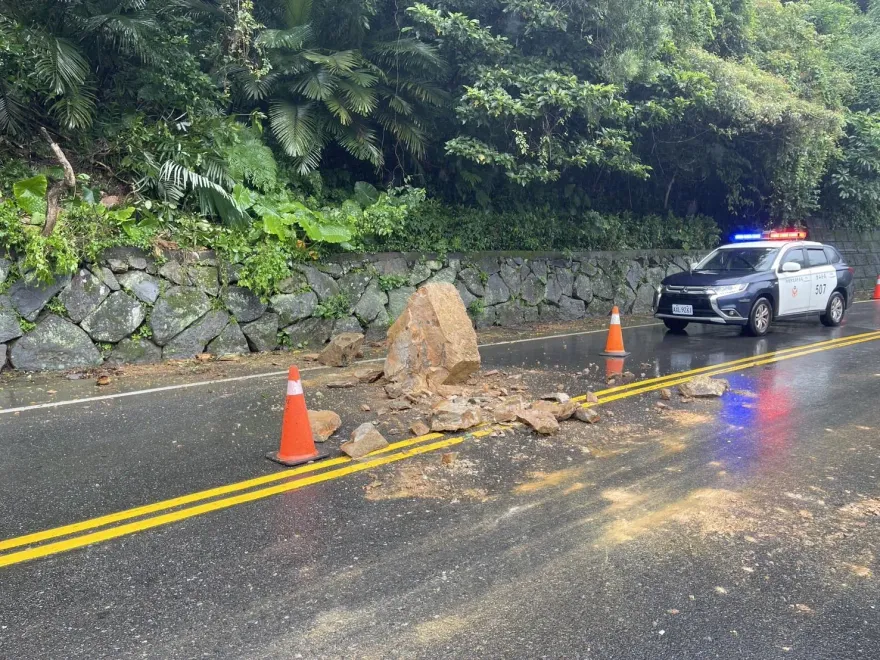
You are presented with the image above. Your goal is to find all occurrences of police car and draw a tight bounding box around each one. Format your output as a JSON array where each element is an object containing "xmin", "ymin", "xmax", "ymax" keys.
[{"xmin": 653, "ymin": 230, "xmax": 855, "ymax": 336}]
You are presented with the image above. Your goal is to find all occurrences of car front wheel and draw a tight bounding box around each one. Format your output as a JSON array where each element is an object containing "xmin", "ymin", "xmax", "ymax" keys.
[
  {"xmin": 820, "ymin": 291, "xmax": 845, "ymax": 327},
  {"xmin": 747, "ymin": 297, "xmax": 772, "ymax": 336}
]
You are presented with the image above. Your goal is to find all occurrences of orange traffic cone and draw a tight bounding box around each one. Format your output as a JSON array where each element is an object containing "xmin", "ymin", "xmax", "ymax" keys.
[
  {"xmin": 873, "ymin": 275, "xmax": 880, "ymax": 300},
  {"xmin": 267, "ymin": 366, "xmax": 329, "ymax": 467},
  {"xmin": 599, "ymin": 306, "xmax": 630, "ymax": 357}
]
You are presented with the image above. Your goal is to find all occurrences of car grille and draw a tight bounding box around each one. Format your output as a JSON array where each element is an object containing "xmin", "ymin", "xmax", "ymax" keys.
[
  {"xmin": 664, "ymin": 285, "xmax": 711, "ymax": 294},
  {"xmin": 657, "ymin": 292, "xmax": 717, "ymax": 316}
]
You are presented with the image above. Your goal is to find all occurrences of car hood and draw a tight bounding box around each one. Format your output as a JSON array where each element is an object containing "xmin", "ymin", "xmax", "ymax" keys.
[{"xmin": 662, "ymin": 271, "xmax": 770, "ymax": 287}]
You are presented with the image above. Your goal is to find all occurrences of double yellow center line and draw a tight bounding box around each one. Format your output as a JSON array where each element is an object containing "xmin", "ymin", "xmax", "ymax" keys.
[{"xmin": 2, "ymin": 330, "xmax": 878, "ymax": 569}]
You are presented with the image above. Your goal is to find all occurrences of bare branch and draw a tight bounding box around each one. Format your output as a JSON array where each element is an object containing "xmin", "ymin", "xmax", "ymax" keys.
[{"xmin": 39, "ymin": 127, "xmax": 76, "ymax": 237}]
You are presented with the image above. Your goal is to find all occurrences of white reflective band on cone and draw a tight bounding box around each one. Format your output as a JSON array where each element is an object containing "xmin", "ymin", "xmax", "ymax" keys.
[
  {"xmin": 287, "ymin": 379, "xmax": 304, "ymax": 396},
  {"xmin": 610, "ymin": 313, "xmax": 621, "ymax": 324}
]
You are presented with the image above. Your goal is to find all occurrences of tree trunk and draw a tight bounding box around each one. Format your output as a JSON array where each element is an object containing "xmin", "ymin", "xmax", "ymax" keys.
[
  {"xmin": 664, "ymin": 173, "xmax": 676, "ymax": 210},
  {"xmin": 39, "ymin": 127, "xmax": 76, "ymax": 237}
]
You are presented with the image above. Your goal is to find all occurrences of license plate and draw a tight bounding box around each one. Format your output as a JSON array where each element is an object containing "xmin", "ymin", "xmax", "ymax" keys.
[{"xmin": 672, "ymin": 304, "xmax": 693, "ymax": 315}]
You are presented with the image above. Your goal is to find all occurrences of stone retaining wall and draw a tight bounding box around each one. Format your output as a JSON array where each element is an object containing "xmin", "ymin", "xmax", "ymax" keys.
[
  {"xmin": 805, "ymin": 219, "xmax": 880, "ymax": 297},
  {"xmin": 0, "ymin": 248, "xmax": 701, "ymax": 372}
]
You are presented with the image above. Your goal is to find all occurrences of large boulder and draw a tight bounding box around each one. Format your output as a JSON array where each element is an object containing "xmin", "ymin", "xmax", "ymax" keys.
[
  {"xmin": 150, "ymin": 286, "xmax": 211, "ymax": 346},
  {"xmin": 0, "ymin": 343, "xmax": 6, "ymax": 373},
  {"xmin": 10, "ymin": 315, "xmax": 102, "ymax": 371},
  {"xmin": 163, "ymin": 311, "xmax": 229, "ymax": 359},
  {"xmin": 106, "ymin": 338, "xmax": 162, "ymax": 365},
  {"xmin": 59, "ymin": 268, "xmax": 110, "ymax": 323},
  {"xmin": 8, "ymin": 274, "xmax": 71, "ymax": 321},
  {"xmin": 383, "ymin": 282, "xmax": 481, "ymax": 392},
  {"xmin": 80, "ymin": 291, "xmax": 146, "ymax": 343}
]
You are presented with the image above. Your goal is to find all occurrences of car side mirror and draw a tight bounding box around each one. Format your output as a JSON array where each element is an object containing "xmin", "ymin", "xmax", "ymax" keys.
[{"xmin": 781, "ymin": 261, "xmax": 801, "ymax": 273}]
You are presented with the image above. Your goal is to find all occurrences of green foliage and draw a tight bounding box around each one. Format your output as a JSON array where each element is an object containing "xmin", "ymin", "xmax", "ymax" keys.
[
  {"xmin": 823, "ymin": 111, "xmax": 880, "ymax": 227},
  {"xmin": 467, "ymin": 299, "xmax": 485, "ymax": 317},
  {"xmin": 377, "ymin": 274, "xmax": 409, "ymax": 291},
  {"xmin": 1, "ymin": 0, "xmax": 880, "ymax": 256},
  {"xmin": 131, "ymin": 324, "xmax": 153, "ymax": 340},
  {"xmin": 314, "ymin": 293, "xmax": 351, "ymax": 319},
  {"xmin": 46, "ymin": 297, "xmax": 67, "ymax": 316},
  {"xmin": 18, "ymin": 318, "xmax": 36, "ymax": 334},
  {"xmin": 362, "ymin": 199, "xmax": 720, "ymax": 252}
]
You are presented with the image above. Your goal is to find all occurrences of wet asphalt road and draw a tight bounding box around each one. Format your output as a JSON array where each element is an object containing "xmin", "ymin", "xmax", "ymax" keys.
[{"xmin": 2, "ymin": 303, "xmax": 880, "ymax": 658}]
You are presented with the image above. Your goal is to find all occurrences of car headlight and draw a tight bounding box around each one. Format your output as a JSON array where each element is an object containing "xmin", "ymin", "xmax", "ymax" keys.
[{"xmin": 710, "ymin": 284, "xmax": 748, "ymax": 296}]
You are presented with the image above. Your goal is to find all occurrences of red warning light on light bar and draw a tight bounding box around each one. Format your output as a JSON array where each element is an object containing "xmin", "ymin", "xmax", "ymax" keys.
[{"xmin": 766, "ymin": 229, "xmax": 807, "ymax": 240}]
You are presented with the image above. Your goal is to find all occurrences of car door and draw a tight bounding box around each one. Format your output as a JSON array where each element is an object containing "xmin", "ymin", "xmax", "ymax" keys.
[
  {"xmin": 777, "ymin": 247, "xmax": 811, "ymax": 316},
  {"xmin": 806, "ymin": 246, "xmax": 835, "ymax": 312}
]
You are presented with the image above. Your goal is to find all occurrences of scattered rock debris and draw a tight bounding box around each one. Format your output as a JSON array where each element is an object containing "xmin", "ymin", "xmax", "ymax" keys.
[
  {"xmin": 327, "ymin": 379, "xmax": 358, "ymax": 389},
  {"xmin": 354, "ymin": 367, "xmax": 384, "ymax": 383},
  {"xmin": 574, "ymin": 407, "xmax": 601, "ymax": 424},
  {"xmin": 341, "ymin": 423, "xmax": 388, "ymax": 458},
  {"xmin": 95, "ymin": 375, "xmax": 111, "ymax": 386},
  {"xmin": 308, "ymin": 410, "xmax": 342, "ymax": 442},
  {"xmin": 430, "ymin": 400, "xmax": 482, "ymax": 432},
  {"xmin": 516, "ymin": 409, "xmax": 560, "ymax": 435},
  {"xmin": 410, "ymin": 421, "xmax": 430, "ymax": 436},
  {"xmin": 678, "ymin": 375, "xmax": 729, "ymax": 398},
  {"xmin": 441, "ymin": 451, "xmax": 458, "ymax": 466},
  {"xmin": 318, "ymin": 332, "xmax": 364, "ymax": 367},
  {"xmin": 660, "ymin": 388, "xmax": 672, "ymax": 401}
]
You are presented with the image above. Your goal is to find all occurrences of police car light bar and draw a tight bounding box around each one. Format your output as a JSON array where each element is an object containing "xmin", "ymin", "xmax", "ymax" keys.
[{"xmin": 731, "ymin": 229, "xmax": 807, "ymax": 242}]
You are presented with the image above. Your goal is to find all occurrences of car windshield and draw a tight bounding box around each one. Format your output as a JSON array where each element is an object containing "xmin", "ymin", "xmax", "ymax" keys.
[{"xmin": 695, "ymin": 247, "xmax": 779, "ymax": 272}]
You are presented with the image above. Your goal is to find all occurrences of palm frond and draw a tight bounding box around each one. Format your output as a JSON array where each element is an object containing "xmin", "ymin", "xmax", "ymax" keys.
[
  {"xmin": 335, "ymin": 79, "xmax": 377, "ymax": 115},
  {"xmin": 293, "ymin": 68, "xmax": 337, "ymax": 100},
  {"xmin": 49, "ymin": 88, "xmax": 97, "ymax": 130},
  {"xmin": 283, "ymin": 0, "xmax": 313, "ymax": 27},
  {"xmin": 231, "ymin": 69, "xmax": 281, "ymax": 101},
  {"xmin": 398, "ymin": 80, "xmax": 449, "ymax": 107},
  {"xmin": 34, "ymin": 37, "xmax": 89, "ymax": 97},
  {"xmin": 256, "ymin": 25, "xmax": 313, "ymax": 50},
  {"xmin": 328, "ymin": 119, "xmax": 383, "ymax": 166},
  {"xmin": 85, "ymin": 12, "xmax": 158, "ymax": 63},
  {"xmin": 369, "ymin": 38, "xmax": 445, "ymax": 73},
  {"xmin": 341, "ymin": 68, "xmax": 379, "ymax": 88},
  {"xmin": 169, "ymin": 0, "xmax": 228, "ymax": 19},
  {"xmin": 325, "ymin": 96, "xmax": 353, "ymax": 126},
  {"xmin": 157, "ymin": 160, "xmax": 243, "ymax": 224},
  {"xmin": 376, "ymin": 110, "xmax": 427, "ymax": 158},
  {"xmin": 269, "ymin": 101, "xmax": 323, "ymax": 159},
  {"xmin": 0, "ymin": 81, "xmax": 27, "ymax": 136},
  {"xmin": 302, "ymin": 50, "xmax": 358, "ymax": 73}
]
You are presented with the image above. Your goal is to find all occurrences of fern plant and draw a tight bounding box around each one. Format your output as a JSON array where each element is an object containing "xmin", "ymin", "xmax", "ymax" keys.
[
  {"xmin": 0, "ymin": 0, "xmax": 158, "ymax": 136},
  {"xmin": 231, "ymin": 0, "xmax": 447, "ymax": 173}
]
